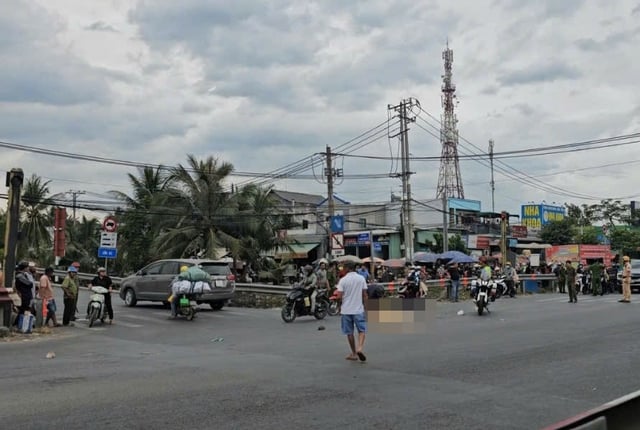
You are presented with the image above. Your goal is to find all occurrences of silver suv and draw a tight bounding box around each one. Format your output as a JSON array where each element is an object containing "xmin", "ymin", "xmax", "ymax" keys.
[{"xmin": 118, "ymin": 259, "xmax": 236, "ymax": 310}]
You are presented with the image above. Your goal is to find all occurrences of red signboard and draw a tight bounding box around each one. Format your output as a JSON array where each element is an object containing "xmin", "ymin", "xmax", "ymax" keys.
[
  {"xmin": 510, "ymin": 225, "xmax": 528, "ymax": 238},
  {"xmin": 476, "ymin": 236, "xmax": 491, "ymax": 249},
  {"xmin": 547, "ymin": 244, "xmax": 614, "ymax": 266},
  {"xmin": 579, "ymin": 244, "xmax": 615, "ymax": 266}
]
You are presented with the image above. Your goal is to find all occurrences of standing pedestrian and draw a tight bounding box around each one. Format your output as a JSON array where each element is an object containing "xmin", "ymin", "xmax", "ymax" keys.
[
  {"xmin": 620, "ymin": 256, "xmax": 631, "ymax": 303},
  {"xmin": 39, "ymin": 267, "xmax": 61, "ymax": 327},
  {"xmin": 448, "ymin": 262, "xmax": 460, "ymax": 302},
  {"xmin": 566, "ymin": 260, "xmax": 577, "ymax": 303},
  {"xmin": 335, "ymin": 261, "xmax": 368, "ymax": 362},
  {"xmin": 26, "ymin": 262, "xmax": 38, "ymax": 303},
  {"xmin": 88, "ymin": 267, "xmax": 114, "ymax": 324},
  {"xmin": 13, "ymin": 261, "xmax": 32, "ymax": 325},
  {"xmin": 61, "ymin": 266, "xmax": 79, "ymax": 326},
  {"xmin": 71, "ymin": 261, "xmax": 81, "ymax": 321},
  {"xmin": 556, "ymin": 262, "xmax": 566, "ymax": 294},
  {"xmin": 590, "ymin": 260, "xmax": 603, "ymax": 296}
]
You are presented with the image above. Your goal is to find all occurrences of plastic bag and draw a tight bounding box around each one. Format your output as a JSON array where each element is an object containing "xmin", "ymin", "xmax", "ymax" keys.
[{"xmin": 179, "ymin": 266, "xmax": 211, "ymax": 282}]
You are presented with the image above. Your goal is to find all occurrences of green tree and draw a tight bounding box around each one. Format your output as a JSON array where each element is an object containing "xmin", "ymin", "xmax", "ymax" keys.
[
  {"xmin": 539, "ymin": 218, "xmax": 576, "ymax": 245},
  {"xmin": 152, "ymin": 155, "xmax": 241, "ymax": 259},
  {"xmin": 565, "ymin": 203, "xmax": 597, "ymax": 229},
  {"xmin": 424, "ymin": 233, "xmax": 467, "ymax": 254},
  {"xmin": 233, "ymin": 185, "xmax": 289, "ymax": 271},
  {"xmin": 63, "ymin": 215, "xmax": 101, "ymax": 271},
  {"xmin": 609, "ymin": 228, "xmax": 640, "ymax": 258},
  {"xmin": 575, "ymin": 227, "xmax": 600, "ymax": 245},
  {"xmin": 110, "ymin": 166, "xmax": 171, "ymax": 273},
  {"xmin": 593, "ymin": 199, "xmax": 629, "ymax": 227},
  {"xmin": 19, "ymin": 174, "xmax": 53, "ymax": 262}
]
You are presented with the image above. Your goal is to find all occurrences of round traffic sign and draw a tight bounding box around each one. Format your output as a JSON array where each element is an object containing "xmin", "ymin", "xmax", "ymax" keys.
[{"xmin": 103, "ymin": 216, "xmax": 118, "ymax": 232}]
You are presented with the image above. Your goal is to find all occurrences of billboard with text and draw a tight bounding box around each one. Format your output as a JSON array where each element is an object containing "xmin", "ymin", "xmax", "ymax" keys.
[{"xmin": 521, "ymin": 204, "xmax": 565, "ymax": 229}]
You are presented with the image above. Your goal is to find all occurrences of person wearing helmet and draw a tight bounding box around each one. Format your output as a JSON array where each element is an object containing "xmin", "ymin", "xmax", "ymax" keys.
[
  {"xmin": 71, "ymin": 262, "xmax": 81, "ymax": 321},
  {"xmin": 61, "ymin": 266, "xmax": 79, "ymax": 326},
  {"xmin": 302, "ymin": 264, "xmax": 318, "ymax": 313},
  {"xmin": 13, "ymin": 261, "xmax": 33, "ymax": 326},
  {"xmin": 479, "ymin": 257, "xmax": 492, "ymax": 281},
  {"xmin": 88, "ymin": 267, "xmax": 114, "ymax": 324},
  {"xmin": 169, "ymin": 265, "xmax": 191, "ymax": 318},
  {"xmin": 620, "ymin": 256, "xmax": 632, "ymax": 303}
]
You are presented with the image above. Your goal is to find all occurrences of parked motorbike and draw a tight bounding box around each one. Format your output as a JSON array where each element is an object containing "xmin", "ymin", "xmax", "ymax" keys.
[
  {"xmin": 494, "ymin": 276, "xmax": 516, "ymax": 299},
  {"xmin": 87, "ymin": 286, "xmax": 109, "ymax": 327},
  {"xmin": 398, "ymin": 268, "xmax": 425, "ymax": 298},
  {"xmin": 471, "ymin": 279, "xmax": 494, "ymax": 316},
  {"xmin": 281, "ymin": 284, "xmax": 329, "ymax": 323},
  {"xmin": 328, "ymin": 290, "xmax": 341, "ymax": 316}
]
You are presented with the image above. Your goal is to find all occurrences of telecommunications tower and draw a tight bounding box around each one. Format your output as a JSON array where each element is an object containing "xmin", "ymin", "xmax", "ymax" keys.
[{"xmin": 436, "ymin": 42, "xmax": 465, "ymax": 199}]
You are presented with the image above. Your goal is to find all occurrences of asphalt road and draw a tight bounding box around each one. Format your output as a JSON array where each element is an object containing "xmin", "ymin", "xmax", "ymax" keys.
[{"xmin": 1, "ymin": 289, "xmax": 639, "ymax": 430}]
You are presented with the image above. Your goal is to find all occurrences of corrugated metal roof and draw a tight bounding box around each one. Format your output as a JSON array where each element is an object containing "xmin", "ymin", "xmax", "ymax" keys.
[{"xmin": 270, "ymin": 190, "xmax": 324, "ymax": 206}]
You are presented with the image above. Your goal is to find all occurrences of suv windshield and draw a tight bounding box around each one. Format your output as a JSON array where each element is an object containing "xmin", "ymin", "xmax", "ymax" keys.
[
  {"xmin": 199, "ymin": 263, "xmax": 231, "ymax": 276},
  {"xmin": 631, "ymin": 261, "xmax": 640, "ymax": 270}
]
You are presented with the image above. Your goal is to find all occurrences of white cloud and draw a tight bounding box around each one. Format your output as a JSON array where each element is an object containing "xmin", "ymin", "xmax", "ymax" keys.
[{"xmin": 1, "ymin": 0, "xmax": 639, "ymax": 221}]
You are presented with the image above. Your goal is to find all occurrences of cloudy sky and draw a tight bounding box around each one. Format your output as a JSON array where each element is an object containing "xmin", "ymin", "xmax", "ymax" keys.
[{"xmin": 1, "ymin": 0, "xmax": 640, "ymax": 221}]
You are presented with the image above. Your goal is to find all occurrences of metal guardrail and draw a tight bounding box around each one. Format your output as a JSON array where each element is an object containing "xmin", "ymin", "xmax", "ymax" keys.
[
  {"xmin": 44, "ymin": 269, "xmax": 558, "ymax": 295},
  {"xmin": 541, "ymin": 388, "xmax": 640, "ymax": 429}
]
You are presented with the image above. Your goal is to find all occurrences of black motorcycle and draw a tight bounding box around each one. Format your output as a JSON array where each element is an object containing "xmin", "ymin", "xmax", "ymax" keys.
[
  {"xmin": 281, "ymin": 284, "xmax": 329, "ymax": 323},
  {"xmin": 398, "ymin": 269, "xmax": 423, "ymax": 298}
]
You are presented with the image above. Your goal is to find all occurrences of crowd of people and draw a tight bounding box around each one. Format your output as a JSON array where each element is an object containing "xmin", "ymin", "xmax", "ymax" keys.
[{"xmin": 8, "ymin": 261, "xmax": 115, "ymax": 330}]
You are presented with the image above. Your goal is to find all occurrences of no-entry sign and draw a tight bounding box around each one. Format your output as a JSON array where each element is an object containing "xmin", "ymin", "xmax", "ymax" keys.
[{"xmin": 103, "ymin": 216, "xmax": 118, "ymax": 232}]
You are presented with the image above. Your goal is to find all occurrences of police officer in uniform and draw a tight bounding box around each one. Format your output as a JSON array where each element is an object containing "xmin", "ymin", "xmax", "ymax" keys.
[
  {"xmin": 565, "ymin": 260, "xmax": 577, "ymax": 303},
  {"xmin": 590, "ymin": 260, "xmax": 603, "ymax": 296},
  {"xmin": 620, "ymin": 256, "xmax": 632, "ymax": 303}
]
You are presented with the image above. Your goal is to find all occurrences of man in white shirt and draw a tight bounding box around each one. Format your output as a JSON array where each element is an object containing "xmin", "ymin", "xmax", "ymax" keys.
[{"xmin": 336, "ymin": 261, "xmax": 368, "ymax": 362}]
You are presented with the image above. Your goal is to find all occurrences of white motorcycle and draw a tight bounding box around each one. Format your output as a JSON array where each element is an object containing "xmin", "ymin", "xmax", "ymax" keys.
[
  {"xmin": 87, "ymin": 286, "xmax": 109, "ymax": 327},
  {"xmin": 471, "ymin": 279, "xmax": 495, "ymax": 316}
]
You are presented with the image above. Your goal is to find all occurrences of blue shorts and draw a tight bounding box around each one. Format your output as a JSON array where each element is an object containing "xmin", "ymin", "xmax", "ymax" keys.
[{"xmin": 341, "ymin": 313, "xmax": 367, "ymax": 335}]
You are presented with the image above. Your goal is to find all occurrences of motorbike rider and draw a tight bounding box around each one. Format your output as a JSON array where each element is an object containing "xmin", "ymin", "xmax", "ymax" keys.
[
  {"xmin": 473, "ymin": 257, "xmax": 492, "ymax": 299},
  {"xmin": 302, "ymin": 264, "xmax": 318, "ymax": 313},
  {"xmin": 88, "ymin": 267, "xmax": 114, "ymax": 324},
  {"xmin": 169, "ymin": 265, "xmax": 190, "ymax": 318}
]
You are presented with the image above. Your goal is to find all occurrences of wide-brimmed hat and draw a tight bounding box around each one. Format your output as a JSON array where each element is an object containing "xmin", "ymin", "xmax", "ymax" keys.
[{"xmin": 97, "ymin": 267, "xmax": 106, "ymax": 272}]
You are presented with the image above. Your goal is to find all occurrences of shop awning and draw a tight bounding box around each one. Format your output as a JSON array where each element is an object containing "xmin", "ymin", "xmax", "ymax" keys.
[{"xmin": 275, "ymin": 243, "xmax": 320, "ymax": 259}]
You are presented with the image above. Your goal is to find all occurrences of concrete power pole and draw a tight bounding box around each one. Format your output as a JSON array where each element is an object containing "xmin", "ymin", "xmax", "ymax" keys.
[
  {"xmin": 325, "ymin": 146, "xmax": 335, "ymax": 259},
  {"xmin": 489, "ymin": 140, "xmax": 495, "ymax": 213},
  {"xmin": 1, "ymin": 169, "xmax": 24, "ymax": 327},
  {"xmin": 388, "ymin": 98, "xmax": 419, "ymax": 262},
  {"xmin": 68, "ymin": 189, "xmax": 86, "ymax": 225},
  {"xmin": 442, "ymin": 194, "xmax": 449, "ymax": 253}
]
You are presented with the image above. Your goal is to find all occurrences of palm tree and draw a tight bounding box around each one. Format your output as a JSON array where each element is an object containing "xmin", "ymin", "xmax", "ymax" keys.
[
  {"xmin": 63, "ymin": 215, "xmax": 101, "ymax": 271},
  {"xmin": 234, "ymin": 185, "xmax": 290, "ymax": 265},
  {"xmin": 19, "ymin": 174, "xmax": 54, "ymax": 262},
  {"xmin": 110, "ymin": 166, "xmax": 171, "ymax": 273},
  {"xmin": 152, "ymin": 155, "xmax": 240, "ymax": 259}
]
